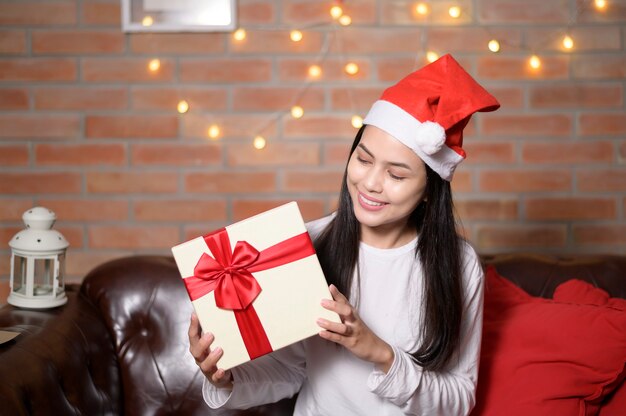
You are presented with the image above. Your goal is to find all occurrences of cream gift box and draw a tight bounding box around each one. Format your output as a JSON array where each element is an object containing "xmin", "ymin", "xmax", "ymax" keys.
[{"xmin": 172, "ymin": 201, "xmax": 340, "ymax": 370}]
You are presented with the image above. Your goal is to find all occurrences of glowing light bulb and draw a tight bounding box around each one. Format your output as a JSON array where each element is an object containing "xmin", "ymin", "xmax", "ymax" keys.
[
  {"xmin": 426, "ymin": 51, "xmax": 439, "ymax": 63},
  {"xmin": 595, "ymin": 0, "xmax": 607, "ymax": 10},
  {"xmin": 562, "ymin": 35, "xmax": 574, "ymax": 50},
  {"xmin": 253, "ymin": 136, "xmax": 266, "ymax": 150},
  {"xmin": 142, "ymin": 16, "xmax": 154, "ymax": 27},
  {"xmin": 308, "ymin": 65, "xmax": 322, "ymax": 78},
  {"xmin": 351, "ymin": 115, "xmax": 363, "ymax": 129},
  {"xmin": 339, "ymin": 15, "xmax": 352, "ymax": 26},
  {"xmin": 291, "ymin": 105, "xmax": 304, "ymax": 119},
  {"xmin": 207, "ymin": 125, "xmax": 220, "ymax": 140},
  {"xmin": 233, "ymin": 28, "xmax": 246, "ymax": 41},
  {"xmin": 488, "ymin": 39, "xmax": 500, "ymax": 53},
  {"xmin": 290, "ymin": 30, "xmax": 303, "ymax": 42},
  {"xmin": 344, "ymin": 62, "xmax": 359, "ymax": 75},
  {"xmin": 415, "ymin": 3, "xmax": 429, "ymax": 15},
  {"xmin": 330, "ymin": 5, "xmax": 343, "ymax": 19},
  {"xmin": 449, "ymin": 6, "xmax": 461, "ymax": 18},
  {"xmin": 529, "ymin": 55, "xmax": 541, "ymax": 69},
  {"xmin": 177, "ymin": 100, "xmax": 189, "ymax": 114},
  {"xmin": 148, "ymin": 59, "xmax": 160, "ymax": 72}
]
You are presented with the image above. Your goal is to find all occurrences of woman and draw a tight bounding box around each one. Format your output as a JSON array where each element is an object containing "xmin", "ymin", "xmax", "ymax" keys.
[{"xmin": 189, "ymin": 54, "xmax": 500, "ymax": 415}]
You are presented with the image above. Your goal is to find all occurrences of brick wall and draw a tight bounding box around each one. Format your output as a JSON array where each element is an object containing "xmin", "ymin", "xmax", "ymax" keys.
[{"xmin": 0, "ymin": 0, "xmax": 625, "ymax": 285}]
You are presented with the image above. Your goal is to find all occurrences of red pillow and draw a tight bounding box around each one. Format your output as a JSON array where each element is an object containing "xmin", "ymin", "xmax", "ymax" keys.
[
  {"xmin": 472, "ymin": 267, "xmax": 626, "ymax": 416},
  {"xmin": 553, "ymin": 279, "xmax": 626, "ymax": 415}
]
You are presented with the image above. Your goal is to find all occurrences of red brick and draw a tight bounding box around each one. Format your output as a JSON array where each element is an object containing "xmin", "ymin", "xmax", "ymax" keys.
[
  {"xmin": 476, "ymin": 225, "xmax": 567, "ymax": 249},
  {"xmin": 377, "ymin": 58, "xmax": 420, "ymax": 82},
  {"xmin": 232, "ymin": 87, "xmax": 324, "ymax": 111},
  {"xmin": 82, "ymin": 58, "xmax": 175, "ymax": 82},
  {"xmin": 283, "ymin": 170, "xmax": 343, "ymax": 193},
  {"xmin": 329, "ymin": 28, "xmax": 423, "ymax": 54},
  {"xmin": 0, "ymin": 199, "xmax": 33, "ymax": 221},
  {"xmin": 0, "ymin": 145, "xmax": 29, "ymax": 166},
  {"xmin": 478, "ymin": 0, "xmax": 569, "ymax": 23},
  {"xmin": 0, "ymin": 2, "xmax": 77, "ymax": 25},
  {"xmin": 284, "ymin": 115, "xmax": 359, "ymax": 139},
  {"xmin": 577, "ymin": 170, "xmax": 626, "ymax": 192},
  {"xmin": 324, "ymin": 142, "xmax": 351, "ymax": 166},
  {"xmin": 230, "ymin": 30, "xmax": 323, "ymax": 54},
  {"xmin": 463, "ymin": 142, "xmax": 515, "ymax": 165},
  {"xmin": 522, "ymin": 141, "xmax": 614, "ymax": 164},
  {"xmin": 131, "ymin": 87, "xmax": 227, "ymax": 111},
  {"xmin": 331, "ymin": 87, "xmax": 382, "ymax": 111},
  {"xmin": 183, "ymin": 114, "xmax": 277, "ymax": 139},
  {"xmin": 134, "ymin": 199, "xmax": 227, "ymax": 222},
  {"xmin": 0, "ymin": 58, "xmax": 77, "ymax": 81},
  {"xmin": 0, "ymin": 173, "xmax": 81, "ymax": 194},
  {"xmin": 621, "ymin": 141, "xmax": 626, "ymax": 161},
  {"xmin": 0, "ymin": 115, "xmax": 80, "ymax": 139},
  {"xmin": 0, "ymin": 226, "xmax": 21, "ymax": 247},
  {"xmin": 32, "ymin": 30, "xmax": 124, "ymax": 54},
  {"xmin": 451, "ymin": 171, "xmax": 473, "ymax": 193},
  {"xmin": 283, "ymin": 0, "xmax": 376, "ymax": 25},
  {"xmin": 579, "ymin": 113, "xmax": 626, "ymax": 136},
  {"xmin": 478, "ymin": 56, "xmax": 569, "ymax": 80},
  {"xmin": 130, "ymin": 33, "xmax": 225, "ymax": 54},
  {"xmin": 526, "ymin": 27, "xmax": 621, "ymax": 52},
  {"xmin": 572, "ymin": 55, "xmax": 626, "ymax": 79},
  {"xmin": 578, "ymin": 1, "xmax": 626, "ymax": 22},
  {"xmin": 573, "ymin": 225, "xmax": 626, "ymax": 245},
  {"xmin": 86, "ymin": 172, "xmax": 178, "ymax": 194},
  {"xmin": 130, "ymin": 143, "xmax": 221, "ymax": 166},
  {"xmin": 455, "ymin": 199, "xmax": 518, "ymax": 220},
  {"xmin": 427, "ymin": 27, "xmax": 521, "ymax": 53},
  {"xmin": 66, "ymin": 251, "xmax": 126, "ymax": 278},
  {"xmin": 86, "ymin": 115, "xmax": 178, "ymax": 139},
  {"xmin": 37, "ymin": 199, "xmax": 128, "ymax": 221},
  {"xmin": 479, "ymin": 170, "xmax": 572, "ymax": 192},
  {"xmin": 35, "ymin": 87, "xmax": 128, "ymax": 110},
  {"xmin": 381, "ymin": 0, "xmax": 473, "ymax": 25},
  {"xmin": 81, "ymin": 1, "xmax": 120, "ymax": 25},
  {"xmin": 185, "ymin": 172, "xmax": 276, "ymax": 193},
  {"xmin": 89, "ymin": 225, "xmax": 179, "ymax": 249},
  {"xmin": 35, "ymin": 144, "xmax": 126, "ymax": 166},
  {"xmin": 232, "ymin": 199, "xmax": 326, "ymax": 222},
  {"xmin": 227, "ymin": 143, "xmax": 320, "ymax": 167},
  {"xmin": 180, "ymin": 59, "xmax": 271, "ymax": 83},
  {"xmin": 0, "ymin": 88, "xmax": 28, "ymax": 109},
  {"xmin": 0, "ymin": 30, "xmax": 26, "ymax": 54},
  {"xmin": 530, "ymin": 83, "xmax": 623, "ymax": 109},
  {"xmin": 487, "ymin": 86, "xmax": 524, "ymax": 110},
  {"xmin": 279, "ymin": 58, "xmax": 371, "ymax": 82},
  {"xmin": 54, "ymin": 225, "xmax": 84, "ymax": 248},
  {"xmin": 239, "ymin": 0, "xmax": 275, "ymax": 24},
  {"xmin": 526, "ymin": 197, "xmax": 616, "ymax": 221},
  {"xmin": 482, "ymin": 114, "xmax": 572, "ymax": 137}
]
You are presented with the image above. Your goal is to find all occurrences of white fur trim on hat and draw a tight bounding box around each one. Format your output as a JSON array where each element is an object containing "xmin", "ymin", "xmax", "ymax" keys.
[{"xmin": 363, "ymin": 100, "xmax": 464, "ymax": 181}]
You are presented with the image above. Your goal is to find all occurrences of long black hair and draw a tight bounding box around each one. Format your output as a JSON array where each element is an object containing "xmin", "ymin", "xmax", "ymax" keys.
[{"xmin": 314, "ymin": 125, "xmax": 463, "ymax": 372}]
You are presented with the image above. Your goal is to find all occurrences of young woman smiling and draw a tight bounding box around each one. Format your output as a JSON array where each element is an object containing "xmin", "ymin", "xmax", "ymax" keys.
[{"xmin": 189, "ymin": 54, "xmax": 500, "ymax": 415}]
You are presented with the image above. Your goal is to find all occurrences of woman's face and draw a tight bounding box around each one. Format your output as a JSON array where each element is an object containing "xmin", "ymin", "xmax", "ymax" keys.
[{"xmin": 346, "ymin": 125, "xmax": 428, "ymax": 245}]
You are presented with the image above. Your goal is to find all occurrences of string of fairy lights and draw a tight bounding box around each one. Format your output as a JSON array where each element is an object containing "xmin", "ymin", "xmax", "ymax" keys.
[{"xmin": 141, "ymin": 0, "xmax": 611, "ymax": 150}]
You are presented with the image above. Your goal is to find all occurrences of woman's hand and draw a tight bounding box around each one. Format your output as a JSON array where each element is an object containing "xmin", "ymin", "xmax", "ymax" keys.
[
  {"xmin": 317, "ymin": 285, "xmax": 395, "ymax": 373},
  {"xmin": 188, "ymin": 312, "xmax": 233, "ymax": 389}
]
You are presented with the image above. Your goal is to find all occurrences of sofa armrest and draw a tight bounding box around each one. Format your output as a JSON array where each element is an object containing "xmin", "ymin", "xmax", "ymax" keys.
[{"xmin": 0, "ymin": 287, "xmax": 121, "ymax": 415}]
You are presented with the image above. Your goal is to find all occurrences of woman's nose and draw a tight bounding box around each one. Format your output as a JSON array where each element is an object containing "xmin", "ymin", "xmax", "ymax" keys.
[{"xmin": 363, "ymin": 166, "xmax": 383, "ymax": 193}]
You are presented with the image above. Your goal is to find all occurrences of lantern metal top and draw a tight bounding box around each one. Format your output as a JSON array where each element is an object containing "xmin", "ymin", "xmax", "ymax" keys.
[{"xmin": 9, "ymin": 207, "xmax": 69, "ymax": 254}]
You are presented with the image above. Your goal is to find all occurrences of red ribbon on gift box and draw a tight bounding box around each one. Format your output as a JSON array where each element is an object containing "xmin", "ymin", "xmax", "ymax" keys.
[{"xmin": 183, "ymin": 228, "xmax": 316, "ymax": 361}]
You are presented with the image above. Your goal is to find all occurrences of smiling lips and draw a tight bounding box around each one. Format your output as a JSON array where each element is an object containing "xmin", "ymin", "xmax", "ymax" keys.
[{"xmin": 357, "ymin": 192, "xmax": 388, "ymax": 211}]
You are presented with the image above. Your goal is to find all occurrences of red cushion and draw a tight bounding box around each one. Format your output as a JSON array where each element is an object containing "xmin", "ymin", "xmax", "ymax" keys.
[
  {"xmin": 471, "ymin": 267, "xmax": 626, "ymax": 416},
  {"xmin": 553, "ymin": 279, "xmax": 626, "ymax": 415}
]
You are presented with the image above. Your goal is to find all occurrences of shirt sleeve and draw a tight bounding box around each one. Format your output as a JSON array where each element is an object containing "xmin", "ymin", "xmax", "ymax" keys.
[
  {"xmin": 203, "ymin": 340, "xmax": 307, "ymax": 410},
  {"xmin": 366, "ymin": 246, "xmax": 485, "ymax": 416}
]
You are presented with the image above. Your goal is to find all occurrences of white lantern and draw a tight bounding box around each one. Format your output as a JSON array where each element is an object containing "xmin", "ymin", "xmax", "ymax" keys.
[{"xmin": 7, "ymin": 207, "xmax": 69, "ymax": 309}]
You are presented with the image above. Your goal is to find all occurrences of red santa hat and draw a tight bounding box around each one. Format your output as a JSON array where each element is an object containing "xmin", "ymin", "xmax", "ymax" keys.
[{"xmin": 363, "ymin": 54, "xmax": 500, "ymax": 181}]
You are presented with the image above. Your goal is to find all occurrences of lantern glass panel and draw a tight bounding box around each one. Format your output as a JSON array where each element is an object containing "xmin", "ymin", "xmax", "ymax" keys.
[
  {"xmin": 33, "ymin": 258, "xmax": 54, "ymax": 295},
  {"xmin": 57, "ymin": 252, "xmax": 65, "ymax": 291},
  {"xmin": 12, "ymin": 255, "xmax": 27, "ymax": 295}
]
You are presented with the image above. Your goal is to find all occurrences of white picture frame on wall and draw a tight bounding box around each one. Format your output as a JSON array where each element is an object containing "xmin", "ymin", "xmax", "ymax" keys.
[{"xmin": 121, "ymin": 0, "xmax": 237, "ymax": 33}]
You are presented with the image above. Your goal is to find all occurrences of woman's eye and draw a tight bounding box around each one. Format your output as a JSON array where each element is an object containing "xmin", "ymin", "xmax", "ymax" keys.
[
  {"xmin": 389, "ymin": 172, "xmax": 405, "ymax": 180},
  {"xmin": 357, "ymin": 157, "xmax": 371, "ymax": 164}
]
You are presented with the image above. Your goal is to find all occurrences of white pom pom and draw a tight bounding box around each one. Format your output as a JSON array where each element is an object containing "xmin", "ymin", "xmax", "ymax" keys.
[{"xmin": 414, "ymin": 121, "xmax": 446, "ymax": 155}]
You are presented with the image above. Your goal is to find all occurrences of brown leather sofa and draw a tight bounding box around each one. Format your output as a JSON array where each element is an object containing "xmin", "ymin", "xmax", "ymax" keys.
[{"xmin": 1, "ymin": 254, "xmax": 625, "ymax": 415}]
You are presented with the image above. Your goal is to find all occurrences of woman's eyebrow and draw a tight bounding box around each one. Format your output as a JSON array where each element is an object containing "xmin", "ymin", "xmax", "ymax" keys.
[{"xmin": 358, "ymin": 143, "xmax": 412, "ymax": 170}]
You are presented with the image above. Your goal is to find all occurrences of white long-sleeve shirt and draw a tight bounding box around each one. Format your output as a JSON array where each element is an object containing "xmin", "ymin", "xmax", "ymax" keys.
[{"xmin": 203, "ymin": 215, "xmax": 485, "ymax": 415}]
